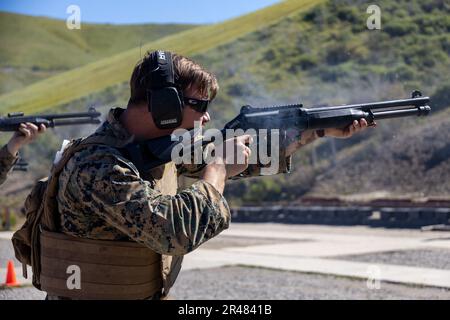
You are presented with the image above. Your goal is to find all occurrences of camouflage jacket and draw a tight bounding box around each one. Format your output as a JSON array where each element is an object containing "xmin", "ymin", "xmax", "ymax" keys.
[
  {"xmin": 58, "ymin": 108, "xmax": 229, "ymax": 255},
  {"xmin": 0, "ymin": 144, "xmax": 18, "ymax": 186},
  {"xmin": 56, "ymin": 107, "xmax": 292, "ymax": 255}
]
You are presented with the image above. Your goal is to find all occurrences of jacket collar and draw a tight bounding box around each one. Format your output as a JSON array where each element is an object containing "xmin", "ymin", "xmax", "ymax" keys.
[{"xmin": 89, "ymin": 108, "xmax": 135, "ymax": 148}]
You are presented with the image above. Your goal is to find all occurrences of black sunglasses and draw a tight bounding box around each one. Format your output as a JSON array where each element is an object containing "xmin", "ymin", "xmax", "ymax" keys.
[{"xmin": 183, "ymin": 97, "xmax": 210, "ymax": 113}]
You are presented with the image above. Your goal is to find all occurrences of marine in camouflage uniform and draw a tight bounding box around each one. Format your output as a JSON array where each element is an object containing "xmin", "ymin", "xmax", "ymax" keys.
[
  {"xmin": 0, "ymin": 144, "xmax": 18, "ymax": 186},
  {"xmin": 51, "ymin": 107, "xmax": 291, "ymax": 299}
]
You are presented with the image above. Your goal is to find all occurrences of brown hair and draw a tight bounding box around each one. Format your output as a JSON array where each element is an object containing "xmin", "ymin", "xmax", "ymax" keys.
[{"xmin": 128, "ymin": 51, "xmax": 219, "ymax": 105}]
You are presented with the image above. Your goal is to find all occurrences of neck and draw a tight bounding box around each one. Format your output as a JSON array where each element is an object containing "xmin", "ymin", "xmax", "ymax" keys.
[{"xmin": 120, "ymin": 103, "xmax": 173, "ymax": 141}]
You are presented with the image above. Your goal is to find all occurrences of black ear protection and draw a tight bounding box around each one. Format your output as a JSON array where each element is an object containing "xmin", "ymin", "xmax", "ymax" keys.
[{"xmin": 147, "ymin": 50, "xmax": 184, "ymax": 129}]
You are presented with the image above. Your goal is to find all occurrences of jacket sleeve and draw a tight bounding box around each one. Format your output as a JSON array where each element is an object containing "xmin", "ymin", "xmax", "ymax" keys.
[
  {"xmin": 0, "ymin": 145, "xmax": 18, "ymax": 185},
  {"xmin": 73, "ymin": 153, "xmax": 231, "ymax": 256}
]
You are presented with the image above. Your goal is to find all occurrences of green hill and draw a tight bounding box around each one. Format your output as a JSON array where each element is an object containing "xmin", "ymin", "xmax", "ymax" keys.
[
  {"xmin": 0, "ymin": 0, "xmax": 323, "ymax": 114},
  {"xmin": 195, "ymin": 0, "xmax": 449, "ymax": 118},
  {"xmin": 189, "ymin": 0, "xmax": 449, "ymax": 202},
  {"xmin": 0, "ymin": 12, "xmax": 197, "ymax": 93}
]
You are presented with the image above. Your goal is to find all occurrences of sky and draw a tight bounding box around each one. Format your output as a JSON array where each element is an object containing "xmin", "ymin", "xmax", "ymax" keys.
[{"xmin": 0, "ymin": 0, "xmax": 282, "ymax": 24}]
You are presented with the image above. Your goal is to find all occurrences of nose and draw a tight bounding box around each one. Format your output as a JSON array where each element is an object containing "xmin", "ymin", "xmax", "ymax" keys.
[{"xmin": 201, "ymin": 112, "xmax": 210, "ymax": 125}]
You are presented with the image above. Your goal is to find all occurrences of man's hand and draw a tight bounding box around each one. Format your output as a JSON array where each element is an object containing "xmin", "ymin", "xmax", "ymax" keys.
[
  {"xmin": 202, "ymin": 135, "xmax": 252, "ymax": 194},
  {"xmin": 286, "ymin": 119, "xmax": 374, "ymax": 156},
  {"xmin": 222, "ymin": 134, "xmax": 253, "ymax": 178},
  {"xmin": 7, "ymin": 123, "xmax": 47, "ymax": 156},
  {"xmin": 325, "ymin": 119, "xmax": 375, "ymax": 139}
]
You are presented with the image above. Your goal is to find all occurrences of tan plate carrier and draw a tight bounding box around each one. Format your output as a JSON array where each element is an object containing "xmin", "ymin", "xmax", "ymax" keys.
[{"xmin": 40, "ymin": 230, "xmax": 162, "ymax": 300}]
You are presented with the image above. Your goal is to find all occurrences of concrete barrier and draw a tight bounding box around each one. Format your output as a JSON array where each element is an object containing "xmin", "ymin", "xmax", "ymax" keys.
[{"xmin": 231, "ymin": 205, "xmax": 450, "ymax": 228}]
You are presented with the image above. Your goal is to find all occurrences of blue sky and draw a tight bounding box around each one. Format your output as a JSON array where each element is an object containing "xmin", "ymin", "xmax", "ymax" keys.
[{"xmin": 0, "ymin": 0, "xmax": 281, "ymax": 24}]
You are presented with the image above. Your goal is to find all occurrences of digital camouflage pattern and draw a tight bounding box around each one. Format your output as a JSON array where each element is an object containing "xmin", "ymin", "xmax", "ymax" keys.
[
  {"xmin": 0, "ymin": 144, "xmax": 18, "ymax": 185},
  {"xmin": 57, "ymin": 108, "xmax": 231, "ymax": 254},
  {"xmin": 57, "ymin": 107, "xmax": 292, "ymax": 252}
]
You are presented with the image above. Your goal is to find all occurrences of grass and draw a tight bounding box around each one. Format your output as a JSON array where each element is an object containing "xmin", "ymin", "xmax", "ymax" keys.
[
  {"xmin": 0, "ymin": 11, "xmax": 197, "ymax": 70},
  {"xmin": 0, "ymin": 12, "xmax": 197, "ymax": 94},
  {"xmin": 0, "ymin": 0, "xmax": 323, "ymax": 115}
]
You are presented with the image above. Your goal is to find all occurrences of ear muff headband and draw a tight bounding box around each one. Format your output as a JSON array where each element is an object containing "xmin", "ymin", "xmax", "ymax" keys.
[{"xmin": 148, "ymin": 50, "xmax": 184, "ymax": 129}]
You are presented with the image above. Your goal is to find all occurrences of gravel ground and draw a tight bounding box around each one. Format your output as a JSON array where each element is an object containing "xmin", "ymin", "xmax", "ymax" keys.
[
  {"xmin": 3, "ymin": 266, "xmax": 449, "ymax": 300},
  {"xmin": 334, "ymin": 248, "xmax": 450, "ymax": 270},
  {"xmin": 170, "ymin": 266, "xmax": 450, "ymax": 300},
  {"xmin": 2, "ymin": 224, "xmax": 449, "ymax": 300},
  {"xmin": 0, "ymin": 286, "xmax": 46, "ymax": 300}
]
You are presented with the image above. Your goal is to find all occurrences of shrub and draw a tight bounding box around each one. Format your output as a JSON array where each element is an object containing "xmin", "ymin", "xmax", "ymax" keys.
[
  {"xmin": 289, "ymin": 54, "xmax": 318, "ymax": 72},
  {"xmin": 243, "ymin": 179, "xmax": 282, "ymax": 203},
  {"xmin": 432, "ymin": 83, "xmax": 450, "ymax": 112},
  {"xmin": 325, "ymin": 43, "xmax": 351, "ymax": 65},
  {"xmin": 336, "ymin": 7, "xmax": 361, "ymax": 24},
  {"xmin": 440, "ymin": 35, "xmax": 450, "ymax": 54},
  {"xmin": 262, "ymin": 48, "xmax": 276, "ymax": 62},
  {"xmin": 316, "ymin": 65, "xmax": 349, "ymax": 82},
  {"xmin": 384, "ymin": 21, "xmax": 419, "ymax": 37},
  {"xmin": 303, "ymin": 5, "xmax": 325, "ymax": 23},
  {"xmin": 387, "ymin": 64, "xmax": 416, "ymax": 82}
]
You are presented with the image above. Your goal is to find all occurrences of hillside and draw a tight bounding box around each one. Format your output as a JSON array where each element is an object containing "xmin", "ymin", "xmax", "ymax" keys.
[
  {"xmin": 195, "ymin": 0, "xmax": 449, "ymax": 118},
  {"xmin": 191, "ymin": 0, "xmax": 450, "ymax": 203},
  {"xmin": 0, "ymin": 12, "xmax": 196, "ymax": 94},
  {"xmin": 308, "ymin": 107, "xmax": 450, "ymax": 197},
  {"xmin": 0, "ymin": 0, "xmax": 449, "ymax": 208},
  {"xmin": 0, "ymin": 0, "xmax": 323, "ymax": 114}
]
